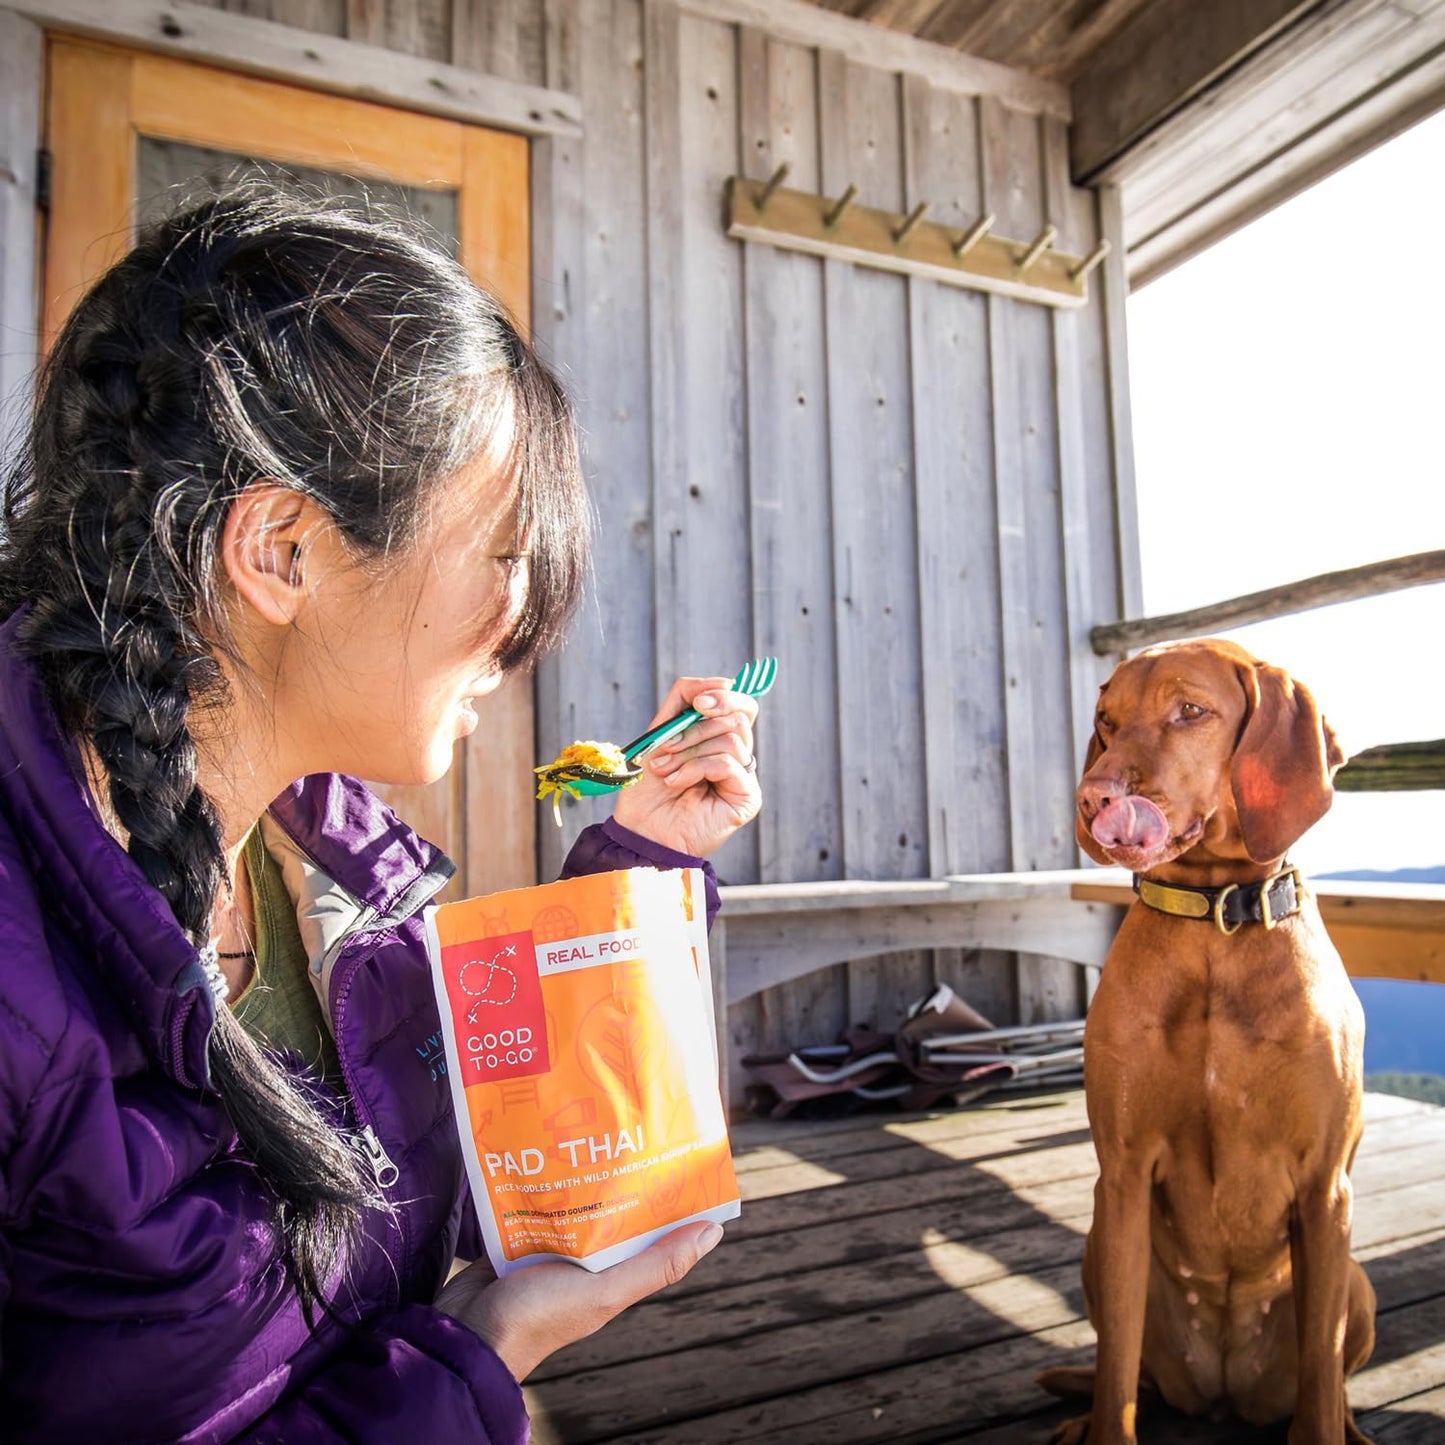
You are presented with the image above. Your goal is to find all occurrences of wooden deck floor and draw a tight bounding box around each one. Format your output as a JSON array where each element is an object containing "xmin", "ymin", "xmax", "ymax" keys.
[{"xmin": 525, "ymin": 1089, "xmax": 1445, "ymax": 1444}]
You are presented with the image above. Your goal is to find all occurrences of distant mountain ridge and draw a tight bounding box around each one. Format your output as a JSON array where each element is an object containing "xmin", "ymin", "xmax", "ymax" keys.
[{"xmin": 1319, "ymin": 866, "xmax": 1445, "ymax": 884}]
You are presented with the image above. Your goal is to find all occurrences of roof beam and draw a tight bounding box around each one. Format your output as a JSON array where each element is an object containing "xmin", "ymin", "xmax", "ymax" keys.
[{"xmin": 1070, "ymin": 0, "xmax": 1318, "ymax": 183}]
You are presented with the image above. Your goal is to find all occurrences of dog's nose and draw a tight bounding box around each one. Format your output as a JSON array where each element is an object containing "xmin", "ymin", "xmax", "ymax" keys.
[{"xmin": 1077, "ymin": 775, "xmax": 1127, "ymax": 820}]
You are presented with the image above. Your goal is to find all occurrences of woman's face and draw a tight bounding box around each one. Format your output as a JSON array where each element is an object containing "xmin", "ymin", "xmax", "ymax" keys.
[{"xmin": 265, "ymin": 402, "xmax": 529, "ymax": 789}]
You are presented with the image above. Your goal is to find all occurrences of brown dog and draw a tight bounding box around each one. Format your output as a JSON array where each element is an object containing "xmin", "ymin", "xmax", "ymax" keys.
[{"xmin": 1040, "ymin": 639, "xmax": 1375, "ymax": 1444}]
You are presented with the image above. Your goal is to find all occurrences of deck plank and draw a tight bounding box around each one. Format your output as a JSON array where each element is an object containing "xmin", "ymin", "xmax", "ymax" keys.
[{"xmin": 525, "ymin": 1090, "xmax": 1445, "ymax": 1443}]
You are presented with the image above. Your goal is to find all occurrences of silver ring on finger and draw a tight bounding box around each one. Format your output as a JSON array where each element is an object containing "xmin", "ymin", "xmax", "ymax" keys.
[{"xmin": 743, "ymin": 753, "xmax": 757, "ymax": 774}]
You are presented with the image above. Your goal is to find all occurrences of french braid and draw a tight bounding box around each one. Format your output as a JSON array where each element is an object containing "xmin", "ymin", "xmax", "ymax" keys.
[{"xmin": 0, "ymin": 185, "xmax": 589, "ymax": 1312}]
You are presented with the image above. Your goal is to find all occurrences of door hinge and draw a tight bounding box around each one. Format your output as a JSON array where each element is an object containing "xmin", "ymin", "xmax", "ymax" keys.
[{"xmin": 35, "ymin": 147, "xmax": 51, "ymax": 213}]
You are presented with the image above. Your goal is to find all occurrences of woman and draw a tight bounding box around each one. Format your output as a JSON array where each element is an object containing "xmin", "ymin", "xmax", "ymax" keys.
[{"xmin": 0, "ymin": 188, "xmax": 760, "ymax": 1443}]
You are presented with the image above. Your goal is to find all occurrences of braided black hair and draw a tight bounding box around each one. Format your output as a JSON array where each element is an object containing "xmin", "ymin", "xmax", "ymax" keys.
[{"xmin": 0, "ymin": 185, "xmax": 589, "ymax": 1310}]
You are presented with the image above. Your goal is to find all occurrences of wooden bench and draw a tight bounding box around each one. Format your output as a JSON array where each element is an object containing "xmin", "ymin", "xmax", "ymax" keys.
[{"xmin": 711, "ymin": 869, "xmax": 1445, "ymax": 1106}]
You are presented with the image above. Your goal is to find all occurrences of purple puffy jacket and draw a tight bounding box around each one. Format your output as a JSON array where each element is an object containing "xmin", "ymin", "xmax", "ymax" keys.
[{"xmin": 0, "ymin": 613, "xmax": 718, "ymax": 1443}]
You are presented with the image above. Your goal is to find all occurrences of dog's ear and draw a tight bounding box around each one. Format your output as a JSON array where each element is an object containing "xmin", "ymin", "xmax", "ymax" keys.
[
  {"xmin": 1231, "ymin": 661, "xmax": 1346, "ymax": 862},
  {"xmin": 1075, "ymin": 726, "xmax": 1115, "ymax": 866}
]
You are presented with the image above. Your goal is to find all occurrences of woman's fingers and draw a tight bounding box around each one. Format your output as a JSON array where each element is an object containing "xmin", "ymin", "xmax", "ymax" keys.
[
  {"xmin": 649, "ymin": 719, "xmax": 751, "ymax": 773},
  {"xmin": 441, "ymin": 1222, "xmax": 725, "ymax": 1381},
  {"xmin": 653, "ymin": 749, "xmax": 761, "ymax": 811},
  {"xmin": 641, "ymin": 676, "xmax": 734, "ymax": 732},
  {"xmin": 591, "ymin": 1221, "xmax": 725, "ymax": 1317},
  {"xmin": 649, "ymin": 688, "xmax": 756, "ymax": 758}
]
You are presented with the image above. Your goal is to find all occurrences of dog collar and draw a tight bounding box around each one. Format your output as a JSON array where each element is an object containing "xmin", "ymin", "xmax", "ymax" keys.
[{"xmin": 1132, "ymin": 865, "xmax": 1305, "ymax": 936}]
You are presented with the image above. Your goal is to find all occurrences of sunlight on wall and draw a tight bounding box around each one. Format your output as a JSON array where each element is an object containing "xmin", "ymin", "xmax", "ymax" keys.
[{"xmin": 1128, "ymin": 110, "xmax": 1445, "ymax": 876}]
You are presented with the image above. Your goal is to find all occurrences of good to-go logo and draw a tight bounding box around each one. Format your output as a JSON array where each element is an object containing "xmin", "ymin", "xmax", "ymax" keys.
[
  {"xmin": 461, "ymin": 946, "xmax": 519, "ymax": 1022},
  {"xmin": 441, "ymin": 930, "xmax": 549, "ymax": 1084}
]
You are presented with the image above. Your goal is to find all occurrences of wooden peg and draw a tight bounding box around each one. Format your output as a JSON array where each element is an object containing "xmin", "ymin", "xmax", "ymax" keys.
[
  {"xmin": 1017, "ymin": 224, "xmax": 1057, "ymax": 273},
  {"xmin": 1068, "ymin": 238, "xmax": 1111, "ymax": 282},
  {"xmin": 893, "ymin": 201, "xmax": 929, "ymax": 244},
  {"xmin": 951, "ymin": 212, "xmax": 995, "ymax": 259},
  {"xmin": 823, "ymin": 183, "xmax": 859, "ymax": 228},
  {"xmin": 756, "ymin": 163, "xmax": 791, "ymax": 212}
]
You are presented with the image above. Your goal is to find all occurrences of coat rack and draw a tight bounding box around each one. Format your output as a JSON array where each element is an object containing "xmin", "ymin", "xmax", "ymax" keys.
[{"xmin": 724, "ymin": 166, "xmax": 1108, "ymax": 310}]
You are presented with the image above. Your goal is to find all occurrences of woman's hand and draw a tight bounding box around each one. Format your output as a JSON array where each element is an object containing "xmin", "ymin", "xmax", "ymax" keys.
[
  {"xmin": 435, "ymin": 1220, "xmax": 723, "ymax": 1382},
  {"xmin": 610, "ymin": 676, "xmax": 762, "ymax": 858}
]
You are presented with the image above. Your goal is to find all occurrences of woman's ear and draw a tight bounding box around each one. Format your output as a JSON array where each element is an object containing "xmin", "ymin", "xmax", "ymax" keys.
[
  {"xmin": 220, "ymin": 484, "xmax": 318, "ymax": 626},
  {"xmin": 1231, "ymin": 661, "xmax": 1346, "ymax": 862}
]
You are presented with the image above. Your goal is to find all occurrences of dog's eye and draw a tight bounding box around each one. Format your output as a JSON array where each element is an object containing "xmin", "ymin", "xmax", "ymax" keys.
[
  {"xmin": 1178, "ymin": 702, "xmax": 1206, "ymax": 721},
  {"xmin": 1096, "ymin": 712, "xmax": 1115, "ymax": 734}
]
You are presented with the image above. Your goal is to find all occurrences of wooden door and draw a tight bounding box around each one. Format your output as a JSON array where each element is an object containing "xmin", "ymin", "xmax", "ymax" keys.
[{"xmin": 41, "ymin": 36, "xmax": 537, "ymax": 898}]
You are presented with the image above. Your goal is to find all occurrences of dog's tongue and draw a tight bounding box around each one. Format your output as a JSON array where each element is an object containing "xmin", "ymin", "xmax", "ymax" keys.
[{"xmin": 1091, "ymin": 795, "xmax": 1169, "ymax": 854}]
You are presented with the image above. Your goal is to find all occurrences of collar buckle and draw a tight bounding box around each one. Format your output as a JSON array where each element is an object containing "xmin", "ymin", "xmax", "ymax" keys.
[
  {"xmin": 1258, "ymin": 865, "xmax": 1304, "ymax": 931},
  {"xmin": 1212, "ymin": 883, "xmax": 1242, "ymax": 936}
]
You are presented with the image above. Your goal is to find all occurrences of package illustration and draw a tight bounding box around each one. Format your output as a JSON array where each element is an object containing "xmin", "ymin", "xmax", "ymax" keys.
[{"xmin": 426, "ymin": 867, "xmax": 740, "ymax": 1274}]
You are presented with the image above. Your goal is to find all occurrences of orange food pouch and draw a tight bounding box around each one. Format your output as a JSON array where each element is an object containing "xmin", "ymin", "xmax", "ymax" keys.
[{"xmin": 426, "ymin": 867, "xmax": 740, "ymax": 1274}]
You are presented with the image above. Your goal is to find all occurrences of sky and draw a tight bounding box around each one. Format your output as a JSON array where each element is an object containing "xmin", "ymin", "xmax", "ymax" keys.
[{"xmin": 1126, "ymin": 108, "xmax": 1445, "ymax": 877}]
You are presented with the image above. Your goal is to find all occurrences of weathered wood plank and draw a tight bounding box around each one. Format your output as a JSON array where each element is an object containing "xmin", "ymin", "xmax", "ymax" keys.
[
  {"xmin": 1096, "ymin": 180, "xmax": 1142, "ymax": 624},
  {"xmin": 736, "ymin": 27, "xmax": 849, "ymax": 1076},
  {"xmin": 1127, "ymin": 38, "xmax": 1445, "ymax": 285},
  {"xmin": 0, "ymin": 10, "xmax": 41, "ymax": 462},
  {"xmin": 209, "ymin": 0, "xmax": 346, "ymax": 37},
  {"xmin": 529, "ymin": 0, "xmax": 582, "ymax": 880},
  {"xmin": 1103, "ymin": 0, "xmax": 1445, "ymax": 280},
  {"xmin": 1044, "ymin": 112, "xmax": 1116, "ymax": 787},
  {"xmin": 344, "ymin": 0, "xmax": 448, "ymax": 60},
  {"xmin": 1359, "ymin": 1385, "xmax": 1445, "ymax": 1442},
  {"xmin": 1118, "ymin": 0, "xmax": 1445, "ymax": 219},
  {"xmin": 672, "ymin": 0, "xmax": 1072, "ymax": 118},
  {"xmin": 902, "ymin": 73, "xmax": 1016, "ymax": 1025},
  {"xmin": 1069, "ymin": 0, "xmax": 1315, "ymax": 181},
  {"xmin": 818, "ymin": 53, "xmax": 934, "ymax": 1032},
  {"xmin": 650, "ymin": 5, "xmax": 756, "ymax": 882},
  {"xmin": 1047, "ymin": 112, "xmax": 1120, "ymax": 1002},
  {"xmin": 1091, "ymin": 550, "xmax": 1445, "ymax": 655},
  {"xmin": 450, "ymin": 0, "xmax": 547, "ymax": 86},
  {"xmin": 8, "ymin": 0, "xmax": 582, "ymax": 138},
  {"xmin": 643, "ymin": 0, "xmax": 687, "ymax": 703},
  {"xmin": 980, "ymin": 94, "xmax": 1082, "ymax": 1025},
  {"xmin": 725, "ymin": 895, "xmax": 1123, "ymax": 1000},
  {"xmin": 592, "ymin": 1315, "xmax": 1096, "ymax": 1444},
  {"xmin": 536, "ymin": 0, "xmax": 654, "ymax": 875}
]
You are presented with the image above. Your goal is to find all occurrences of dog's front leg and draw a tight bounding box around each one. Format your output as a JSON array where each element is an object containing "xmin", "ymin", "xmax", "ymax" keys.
[
  {"xmin": 1289, "ymin": 1173, "xmax": 1355, "ymax": 1445},
  {"xmin": 1089, "ymin": 1160, "xmax": 1153, "ymax": 1444}
]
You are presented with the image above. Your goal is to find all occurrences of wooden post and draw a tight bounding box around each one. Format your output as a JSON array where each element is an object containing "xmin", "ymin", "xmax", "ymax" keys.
[
  {"xmin": 1091, "ymin": 550, "xmax": 1445, "ymax": 655},
  {"xmin": 0, "ymin": 10, "xmax": 41, "ymax": 467},
  {"xmin": 1335, "ymin": 740, "xmax": 1445, "ymax": 793}
]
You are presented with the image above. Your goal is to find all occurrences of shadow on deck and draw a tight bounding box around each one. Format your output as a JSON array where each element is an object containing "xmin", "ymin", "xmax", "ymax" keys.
[{"xmin": 525, "ymin": 1090, "xmax": 1445, "ymax": 1443}]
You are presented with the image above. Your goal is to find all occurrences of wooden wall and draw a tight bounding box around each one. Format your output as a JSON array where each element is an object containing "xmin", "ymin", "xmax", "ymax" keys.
[
  {"xmin": 516, "ymin": 0, "xmax": 1141, "ymax": 1060},
  {"xmin": 7, "ymin": 0, "xmax": 1140, "ymax": 1061}
]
